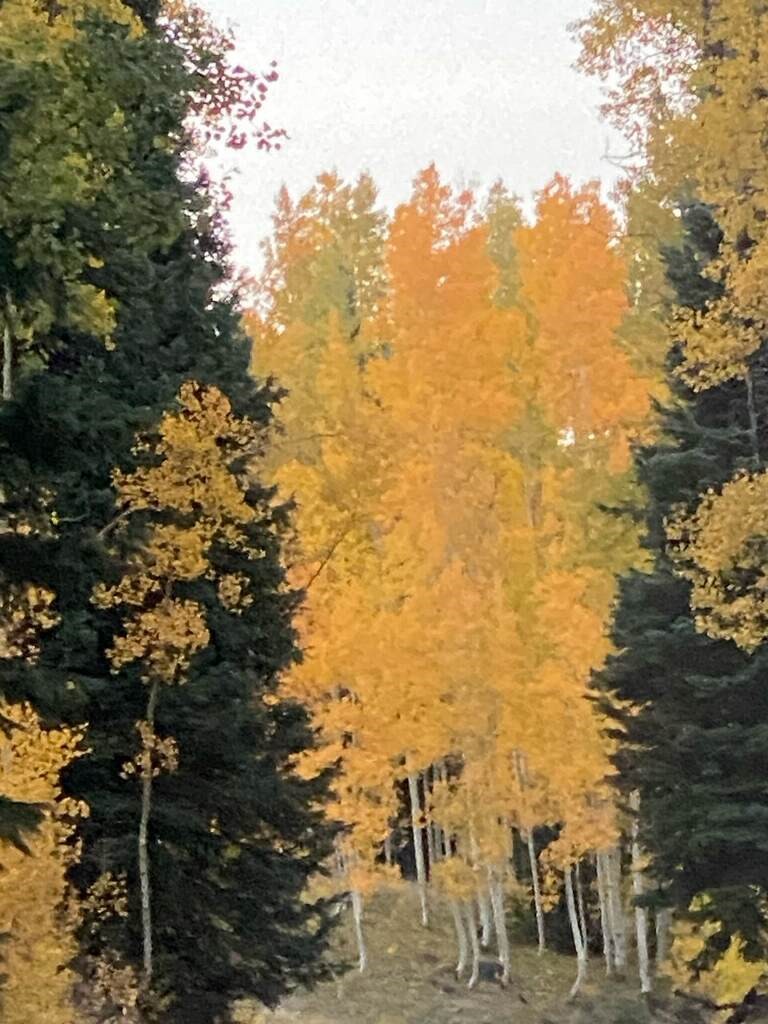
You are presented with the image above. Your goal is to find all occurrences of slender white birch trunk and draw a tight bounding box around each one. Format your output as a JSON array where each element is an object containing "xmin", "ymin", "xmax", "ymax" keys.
[
  {"xmin": 655, "ymin": 908, "xmax": 671, "ymax": 969},
  {"xmin": 1, "ymin": 309, "xmax": 12, "ymax": 401},
  {"xmin": 595, "ymin": 851, "xmax": 614, "ymax": 975},
  {"xmin": 350, "ymin": 890, "xmax": 367, "ymax": 973},
  {"xmin": 575, "ymin": 860, "xmax": 588, "ymax": 950},
  {"xmin": 139, "ymin": 680, "xmax": 160, "ymax": 985},
  {"xmin": 564, "ymin": 866, "xmax": 588, "ymax": 1000},
  {"xmin": 463, "ymin": 900, "xmax": 481, "ymax": 989},
  {"xmin": 467, "ymin": 821, "xmax": 490, "ymax": 946},
  {"xmin": 488, "ymin": 869, "xmax": 511, "ymax": 987},
  {"xmin": 527, "ymin": 830, "xmax": 546, "ymax": 953},
  {"xmin": 384, "ymin": 833, "xmax": 393, "ymax": 867},
  {"xmin": 607, "ymin": 845, "xmax": 628, "ymax": 971},
  {"xmin": 478, "ymin": 888, "xmax": 493, "ymax": 948},
  {"xmin": 2, "ymin": 321, "xmax": 11, "ymax": 402},
  {"xmin": 407, "ymin": 772, "xmax": 429, "ymax": 926},
  {"xmin": 450, "ymin": 900, "xmax": 468, "ymax": 978},
  {"xmin": 425, "ymin": 786, "xmax": 436, "ymax": 874},
  {"xmin": 630, "ymin": 791, "xmax": 652, "ymax": 995}
]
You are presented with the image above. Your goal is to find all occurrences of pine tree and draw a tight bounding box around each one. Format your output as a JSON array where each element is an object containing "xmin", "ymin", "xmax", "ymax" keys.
[
  {"xmin": 0, "ymin": 2, "xmax": 336, "ymax": 1019},
  {"xmin": 599, "ymin": 200, "xmax": 768, "ymax": 963}
]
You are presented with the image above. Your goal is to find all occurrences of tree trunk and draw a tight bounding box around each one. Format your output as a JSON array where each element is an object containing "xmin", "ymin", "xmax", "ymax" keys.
[
  {"xmin": 478, "ymin": 887, "xmax": 493, "ymax": 948},
  {"xmin": 437, "ymin": 761, "xmax": 450, "ymax": 856},
  {"xmin": 630, "ymin": 792, "xmax": 652, "ymax": 995},
  {"xmin": 565, "ymin": 867, "xmax": 588, "ymax": 1001},
  {"xmin": 607, "ymin": 845, "xmax": 628, "ymax": 971},
  {"xmin": 450, "ymin": 899, "xmax": 468, "ymax": 978},
  {"xmin": 384, "ymin": 833, "xmax": 393, "ymax": 867},
  {"xmin": 407, "ymin": 772, "xmax": 429, "ymax": 927},
  {"xmin": 527, "ymin": 830, "xmax": 546, "ymax": 953},
  {"xmin": 425, "ymin": 783, "xmax": 436, "ymax": 875},
  {"xmin": 489, "ymin": 869, "xmax": 511, "ymax": 987},
  {"xmin": 431, "ymin": 781, "xmax": 443, "ymax": 867},
  {"xmin": 463, "ymin": 900, "xmax": 481, "ymax": 989},
  {"xmin": 350, "ymin": 890, "xmax": 367, "ymax": 972},
  {"xmin": 432, "ymin": 820, "xmax": 443, "ymax": 864},
  {"xmin": 595, "ymin": 851, "xmax": 614, "ymax": 976},
  {"xmin": 139, "ymin": 680, "xmax": 160, "ymax": 985},
  {"xmin": 655, "ymin": 908, "xmax": 671, "ymax": 969},
  {"xmin": 2, "ymin": 321, "xmax": 11, "ymax": 402},
  {"xmin": 575, "ymin": 860, "xmax": 589, "ymax": 949},
  {"xmin": 746, "ymin": 369, "xmax": 761, "ymax": 467}
]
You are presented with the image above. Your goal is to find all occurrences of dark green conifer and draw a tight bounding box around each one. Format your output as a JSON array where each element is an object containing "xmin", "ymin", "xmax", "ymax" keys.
[
  {"xmin": 601, "ymin": 200, "xmax": 768, "ymax": 965},
  {"xmin": 0, "ymin": 4, "xmax": 336, "ymax": 1018}
]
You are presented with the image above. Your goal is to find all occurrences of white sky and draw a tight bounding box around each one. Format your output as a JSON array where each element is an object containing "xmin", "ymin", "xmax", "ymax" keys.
[{"xmin": 201, "ymin": 0, "xmax": 625, "ymax": 276}]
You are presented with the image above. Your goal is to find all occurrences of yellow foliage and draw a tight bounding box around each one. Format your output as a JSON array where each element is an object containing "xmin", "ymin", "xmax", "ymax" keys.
[
  {"xmin": 249, "ymin": 165, "xmax": 653, "ymax": 902},
  {"xmin": 95, "ymin": 382, "xmax": 260, "ymax": 685},
  {"xmin": 0, "ymin": 701, "xmax": 86, "ymax": 1024},
  {"xmin": 667, "ymin": 472, "xmax": 768, "ymax": 651},
  {"xmin": 0, "ymin": 582, "xmax": 59, "ymax": 660},
  {"xmin": 665, "ymin": 899, "xmax": 766, "ymax": 1016}
]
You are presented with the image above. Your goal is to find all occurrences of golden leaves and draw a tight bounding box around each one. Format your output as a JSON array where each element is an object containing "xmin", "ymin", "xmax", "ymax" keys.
[
  {"xmin": 217, "ymin": 572, "xmax": 253, "ymax": 614},
  {"xmin": 0, "ymin": 700, "xmax": 86, "ymax": 1024},
  {"xmin": 251, "ymin": 164, "xmax": 653, "ymax": 896},
  {"xmin": 0, "ymin": 582, "xmax": 59, "ymax": 661},
  {"xmin": 579, "ymin": 0, "xmax": 768, "ymax": 394},
  {"xmin": 673, "ymin": 298, "xmax": 764, "ymax": 391},
  {"xmin": 664, "ymin": 895, "xmax": 767, "ymax": 1010},
  {"xmin": 108, "ymin": 598, "xmax": 209, "ymax": 681},
  {"xmin": 121, "ymin": 721, "xmax": 179, "ymax": 780},
  {"xmin": 667, "ymin": 472, "xmax": 768, "ymax": 651},
  {"xmin": 96, "ymin": 381, "xmax": 262, "ymax": 685}
]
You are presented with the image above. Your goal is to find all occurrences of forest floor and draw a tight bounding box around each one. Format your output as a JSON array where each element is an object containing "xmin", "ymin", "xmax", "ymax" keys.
[{"xmin": 235, "ymin": 884, "xmax": 663, "ymax": 1024}]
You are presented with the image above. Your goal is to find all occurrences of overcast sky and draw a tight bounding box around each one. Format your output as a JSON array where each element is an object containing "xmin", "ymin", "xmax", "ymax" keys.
[{"xmin": 201, "ymin": 0, "xmax": 624, "ymax": 276}]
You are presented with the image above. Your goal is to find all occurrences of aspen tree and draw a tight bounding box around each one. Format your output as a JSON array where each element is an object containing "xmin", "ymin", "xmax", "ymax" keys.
[
  {"xmin": 93, "ymin": 382, "xmax": 259, "ymax": 985},
  {"xmin": 0, "ymin": 702, "xmax": 85, "ymax": 1024}
]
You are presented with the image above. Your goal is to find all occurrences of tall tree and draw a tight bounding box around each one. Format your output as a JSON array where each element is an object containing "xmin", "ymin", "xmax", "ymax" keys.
[
  {"xmin": 0, "ymin": 1, "xmax": 335, "ymax": 1020},
  {"xmin": 577, "ymin": 0, "xmax": 768, "ymax": 983}
]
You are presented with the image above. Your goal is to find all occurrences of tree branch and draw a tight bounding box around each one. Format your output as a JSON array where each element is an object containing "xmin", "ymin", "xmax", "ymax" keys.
[{"xmin": 303, "ymin": 528, "xmax": 352, "ymax": 591}]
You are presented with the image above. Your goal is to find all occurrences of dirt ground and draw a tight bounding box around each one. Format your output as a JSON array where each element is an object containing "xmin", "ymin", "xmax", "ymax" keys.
[{"xmin": 234, "ymin": 885, "xmax": 656, "ymax": 1024}]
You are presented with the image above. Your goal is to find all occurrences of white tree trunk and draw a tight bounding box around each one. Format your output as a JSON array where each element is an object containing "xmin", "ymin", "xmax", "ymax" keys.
[
  {"xmin": 138, "ymin": 681, "xmax": 160, "ymax": 985},
  {"xmin": 350, "ymin": 890, "xmax": 367, "ymax": 973},
  {"xmin": 527, "ymin": 830, "xmax": 546, "ymax": 954},
  {"xmin": 630, "ymin": 791, "xmax": 652, "ymax": 995},
  {"xmin": 488, "ymin": 870, "xmax": 511, "ymax": 987},
  {"xmin": 425, "ymin": 798, "xmax": 436, "ymax": 873},
  {"xmin": 384, "ymin": 833, "xmax": 393, "ymax": 867},
  {"xmin": 607, "ymin": 845, "xmax": 628, "ymax": 971},
  {"xmin": 2, "ymin": 321, "xmax": 11, "ymax": 402},
  {"xmin": 564, "ymin": 867, "xmax": 588, "ymax": 1001},
  {"xmin": 407, "ymin": 772, "xmax": 429, "ymax": 927},
  {"xmin": 463, "ymin": 900, "xmax": 481, "ymax": 990},
  {"xmin": 575, "ymin": 860, "xmax": 589, "ymax": 949},
  {"xmin": 450, "ymin": 899, "xmax": 468, "ymax": 977},
  {"xmin": 478, "ymin": 888, "xmax": 493, "ymax": 948},
  {"xmin": 595, "ymin": 851, "xmax": 614, "ymax": 975},
  {"xmin": 655, "ymin": 908, "xmax": 671, "ymax": 969}
]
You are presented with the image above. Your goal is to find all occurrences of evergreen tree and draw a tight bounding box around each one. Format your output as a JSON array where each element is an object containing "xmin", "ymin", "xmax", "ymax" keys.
[
  {"xmin": 600, "ymin": 200, "xmax": 768, "ymax": 965},
  {"xmin": 0, "ymin": 2, "xmax": 336, "ymax": 1019}
]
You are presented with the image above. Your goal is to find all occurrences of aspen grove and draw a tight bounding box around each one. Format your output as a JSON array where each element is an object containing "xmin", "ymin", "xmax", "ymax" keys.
[{"xmin": 248, "ymin": 167, "xmax": 655, "ymax": 997}]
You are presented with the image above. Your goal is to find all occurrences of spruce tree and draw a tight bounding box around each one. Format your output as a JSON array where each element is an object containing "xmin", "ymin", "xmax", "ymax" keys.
[
  {"xmin": 0, "ymin": 2, "xmax": 336, "ymax": 1018},
  {"xmin": 600, "ymin": 200, "xmax": 768, "ymax": 964}
]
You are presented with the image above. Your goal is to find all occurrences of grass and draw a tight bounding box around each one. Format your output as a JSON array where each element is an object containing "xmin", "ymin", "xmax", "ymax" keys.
[{"xmin": 236, "ymin": 884, "xmax": 658, "ymax": 1024}]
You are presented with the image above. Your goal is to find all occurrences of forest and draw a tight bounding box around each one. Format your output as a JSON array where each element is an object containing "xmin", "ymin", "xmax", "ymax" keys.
[{"xmin": 2, "ymin": 1, "xmax": 768, "ymax": 1022}]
